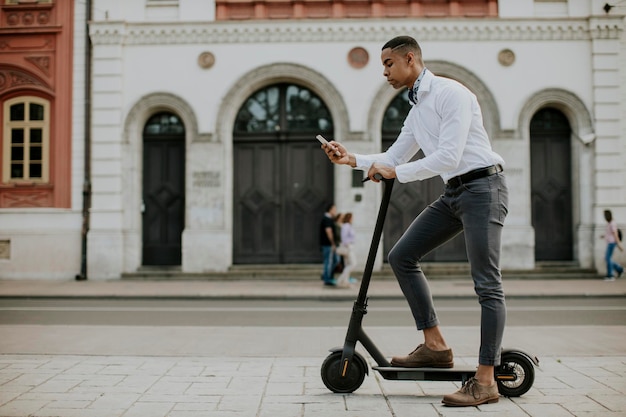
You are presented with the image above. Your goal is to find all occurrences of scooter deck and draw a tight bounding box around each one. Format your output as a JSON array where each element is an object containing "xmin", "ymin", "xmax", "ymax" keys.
[{"xmin": 373, "ymin": 365, "xmax": 477, "ymax": 382}]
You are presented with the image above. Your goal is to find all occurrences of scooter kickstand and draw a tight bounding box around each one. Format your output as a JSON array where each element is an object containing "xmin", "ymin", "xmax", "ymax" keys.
[{"xmin": 461, "ymin": 374, "xmax": 469, "ymax": 386}]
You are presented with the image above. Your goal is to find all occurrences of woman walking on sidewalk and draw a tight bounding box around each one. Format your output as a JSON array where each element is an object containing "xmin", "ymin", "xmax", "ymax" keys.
[
  {"xmin": 336, "ymin": 212, "xmax": 356, "ymax": 288},
  {"xmin": 602, "ymin": 209, "xmax": 624, "ymax": 281}
]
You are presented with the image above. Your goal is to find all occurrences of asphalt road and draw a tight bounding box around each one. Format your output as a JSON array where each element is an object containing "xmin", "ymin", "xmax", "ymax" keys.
[
  {"xmin": 0, "ymin": 297, "xmax": 624, "ymax": 327},
  {"xmin": 1, "ymin": 297, "xmax": 625, "ymax": 358}
]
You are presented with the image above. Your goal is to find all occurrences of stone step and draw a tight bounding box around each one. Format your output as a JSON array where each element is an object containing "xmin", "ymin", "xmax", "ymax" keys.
[{"xmin": 122, "ymin": 262, "xmax": 599, "ymax": 281}]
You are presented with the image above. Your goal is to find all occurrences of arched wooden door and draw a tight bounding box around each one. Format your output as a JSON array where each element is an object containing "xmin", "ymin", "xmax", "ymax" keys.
[
  {"xmin": 233, "ymin": 84, "xmax": 334, "ymax": 264},
  {"xmin": 530, "ymin": 108, "xmax": 573, "ymax": 260},
  {"xmin": 142, "ymin": 113, "xmax": 186, "ymax": 265},
  {"xmin": 381, "ymin": 90, "xmax": 467, "ymax": 262}
]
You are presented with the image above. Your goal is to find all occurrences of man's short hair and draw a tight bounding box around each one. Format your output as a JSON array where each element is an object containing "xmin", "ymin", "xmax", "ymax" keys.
[{"xmin": 382, "ymin": 36, "xmax": 422, "ymax": 59}]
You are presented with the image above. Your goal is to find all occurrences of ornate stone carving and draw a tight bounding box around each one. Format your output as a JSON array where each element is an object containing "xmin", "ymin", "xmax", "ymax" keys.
[
  {"xmin": 37, "ymin": 12, "xmax": 50, "ymax": 25},
  {"xmin": 7, "ymin": 13, "xmax": 19, "ymax": 25},
  {"xmin": 23, "ymin": 12, "xmax": 34, "ymax": 25},
  {"xmin": 25, "ymin": 56, "xmax": 51, "ymax": 76},
  {"xmin": 2, "ymin": 3, "xmax": 54, "ymax": 27},
  {"xmin": 0, "ymin": 68, "xmax": 49, "ymax": 92}
]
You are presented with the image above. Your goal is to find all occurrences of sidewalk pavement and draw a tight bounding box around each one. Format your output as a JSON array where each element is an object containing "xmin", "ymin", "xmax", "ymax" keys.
[
  {"xmin": 1, "ymin": 277, "xmax": 626, "ymax": 299},
  {"xmin": 1, "ymin": 278, "xmax": 625, "ymax": 417},
  {"xmin": 0, "ymin": 354, "xmax": 624, "ymax": 417}
]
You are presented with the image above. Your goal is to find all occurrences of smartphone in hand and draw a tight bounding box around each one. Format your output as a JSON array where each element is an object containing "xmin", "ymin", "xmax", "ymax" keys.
[{"xmin": 316, "ymin": 135, "xmax": 341, "ymax": 156}]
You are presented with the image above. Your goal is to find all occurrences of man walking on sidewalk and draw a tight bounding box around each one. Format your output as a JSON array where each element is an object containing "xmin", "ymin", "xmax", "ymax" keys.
[{"xmin": 320, "ymin": 203, "xmax": 339, "ymax": 286}]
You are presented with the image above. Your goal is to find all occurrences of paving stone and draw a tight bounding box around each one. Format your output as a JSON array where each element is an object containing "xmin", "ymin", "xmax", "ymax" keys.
[
  {"xmin": 217, "ymin": 394, "xmax": 262, "ymax": 412},
  {"xmin": 257, "ymin": 402, "xmax": 304, "ymax": 417},
  {"xmin": 146, "ymin": 380, "xmax": 192, "ymax": 395},
  {"xmin": 89, "ymin": 392, "xmax": 140, "ymax": 410},
  {"xmin": 0, "ymin": 391, "xmax": 21, "ymax": 407},
  {"xmin": 0, "ymin": 399, "xmax": 49, "ymax": 417},
  {"xmin": 587, "ymin": 393, "xmax": 626, "ymax": 413},
  {"xmin": 120, "ymin": 401, "xmax": 174, "ymax": 417},
  {"xmin": 138, "ymin": 393, "xmax": 220, "ymax": 404},
  {"xmin": 0, "ymin": 354, "xmax": 623, "ymax": 416},
  {"xmin": 45, "ymin": 399, "xmax": 92, "ymax": 409},
  {"xmin": 32, "ymin": 407, "xmax": 125, "ymax": 417},
  {"xmin": 30, "ymin": 376, "xmax": 82, "ymax": 393},
  {"xmin": 265, "ymin": 381, "xmax": 305, "ymax": 395}
]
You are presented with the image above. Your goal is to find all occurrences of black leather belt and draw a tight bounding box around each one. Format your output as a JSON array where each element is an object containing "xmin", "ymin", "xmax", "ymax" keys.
[{"xmin": 446, "ymin": 164, "xmax": 503, "ymax": 188}]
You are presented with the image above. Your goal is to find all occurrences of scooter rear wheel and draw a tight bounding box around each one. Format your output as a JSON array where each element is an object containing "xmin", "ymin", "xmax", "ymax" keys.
[
  {"xmin": 496, "ymin": 351, "xmax": 535, "ymax": 397},
  {"xmin": 321, "ymin": 351, "xmax": 366, "ymax": 393}
]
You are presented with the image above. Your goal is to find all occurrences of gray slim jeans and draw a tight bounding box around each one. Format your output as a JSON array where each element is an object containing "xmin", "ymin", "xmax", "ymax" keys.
[{"xmin": 388, "ymin": 173, "xmax": 508, "ymax": 366}]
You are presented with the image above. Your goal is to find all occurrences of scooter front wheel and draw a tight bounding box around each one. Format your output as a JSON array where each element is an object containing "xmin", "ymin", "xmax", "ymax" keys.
[
  {"xmin": 321, "ymin": 351, "xmax": 366, "ymax": 393},
  {"xmin": 495, "ymin": 351, "xmax": 535, "ymax": 397}
]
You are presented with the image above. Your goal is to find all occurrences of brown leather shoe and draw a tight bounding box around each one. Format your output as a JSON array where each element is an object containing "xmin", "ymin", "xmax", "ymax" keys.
[
  {"xmin": 442, "ymin": 377, "xmax": 499, "ymax": 406},
  {"xmin": 390, "ymin": 344, "xmax": 454, "ymax": 368}
]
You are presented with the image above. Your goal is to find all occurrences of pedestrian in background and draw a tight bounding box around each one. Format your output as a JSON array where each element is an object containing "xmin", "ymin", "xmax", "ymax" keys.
[
  {"xmin": 336, "ymin": 212, "xmax": 356, "ymax": 288},
  {"xmin": 602, "ymin": 209, "xmax": 624, "ymax": 281},
  {"xmin": 320, "ymin": 204, "xmax": 338, "ymax": 286},
  {"xmin": 333, "ymin": 213, "xmax": 344, "ymax": 275}
]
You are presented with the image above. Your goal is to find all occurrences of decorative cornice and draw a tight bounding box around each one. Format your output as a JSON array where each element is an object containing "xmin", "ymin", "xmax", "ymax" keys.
[
  {"xmin": 589, "ymin": 17, "xmax": 623, "ymax": 39},
  {"xmin": 89, "ymin": 18, "xmax": 623, "ymax": 46}
]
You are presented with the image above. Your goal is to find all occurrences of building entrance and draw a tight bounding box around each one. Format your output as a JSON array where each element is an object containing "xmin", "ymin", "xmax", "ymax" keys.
[
  {"xmin": 142, "ymin": 113, "xmax": 185, "ymax": 265},
  {"xmin": 233, "ymin": 84, "xmax": 334, "ymax": 264},
  {"xmin": 530, "ymin": 108, "xmax": 573, "ymax": 261}
]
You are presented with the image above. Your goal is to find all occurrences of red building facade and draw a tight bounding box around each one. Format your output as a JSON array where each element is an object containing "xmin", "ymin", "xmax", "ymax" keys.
[
  {"xmin": 216, "ymin": 0, "xmax": 498, "ymax": 20},
  {"xmin": 0, "ymin": 0, "xmax": 74, "ymax": 208}
]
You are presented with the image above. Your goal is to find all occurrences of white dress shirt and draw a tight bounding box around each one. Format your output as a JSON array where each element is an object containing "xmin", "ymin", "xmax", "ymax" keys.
[{"xmin": 355, "ymin": 70, "xmax": 504, "ymax": 184}]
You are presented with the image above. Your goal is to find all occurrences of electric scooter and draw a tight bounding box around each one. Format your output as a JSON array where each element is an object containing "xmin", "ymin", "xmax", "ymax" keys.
[{"xmin": 321, "ymin": 176, "xmax": 539, "ymax": 397}]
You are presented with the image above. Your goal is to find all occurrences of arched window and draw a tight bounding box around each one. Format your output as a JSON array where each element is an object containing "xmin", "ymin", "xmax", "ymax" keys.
[
  {"xmin": 382, "ymin": 89, "xmax": 410, "ymax": 138},
  {"xmin": 144, "ymin": 112, "xmax": 185, "ymax": 135},
  {"xmin": 235, "ymin": 84, "xmax": 333, "ymax": 134},
  {"xmin": 2, "ymin": 96, "xmax": 50, "ymax": 183}
]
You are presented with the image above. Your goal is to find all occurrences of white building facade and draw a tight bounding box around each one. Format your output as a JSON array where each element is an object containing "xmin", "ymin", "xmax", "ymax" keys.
[
  {"xmin": 3, "ymin": 0, "xmax": 624, "ymax": 280},
  {"xmin": 87, "ymin": 0, "xmax": 626, "ymax": 279}
]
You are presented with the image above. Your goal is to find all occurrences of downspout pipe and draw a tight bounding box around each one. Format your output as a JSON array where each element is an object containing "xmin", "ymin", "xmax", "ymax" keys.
[{"xmin": 76, "ymin": 0, "xmax": 92, "ymax": 281}]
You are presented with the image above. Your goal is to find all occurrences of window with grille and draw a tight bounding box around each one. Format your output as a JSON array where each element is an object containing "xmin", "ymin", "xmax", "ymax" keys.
[{"xmin": 2, "ymin": 96, "xmax": 50, "ymax": 183}]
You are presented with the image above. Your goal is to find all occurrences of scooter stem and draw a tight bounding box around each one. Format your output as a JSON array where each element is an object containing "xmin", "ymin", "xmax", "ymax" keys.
[
  {"xmin": 356, "ymin": 177, "xmax": 394, "ymax": 303},
  {"xmin": 341, "ymin": 178, "xmax": 395, "ymax": 371}
]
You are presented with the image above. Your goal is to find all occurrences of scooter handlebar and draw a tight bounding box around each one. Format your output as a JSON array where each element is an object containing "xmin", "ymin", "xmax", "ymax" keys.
[{"xmin": 362, "ymin": 173, "xmax": 393, "ymax": 183}]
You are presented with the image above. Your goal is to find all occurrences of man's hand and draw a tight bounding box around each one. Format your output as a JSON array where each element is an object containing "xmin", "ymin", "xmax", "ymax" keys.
[
  {"xmin": 367, "ymin": 163, "xmax": 396, "ymax": 182},
  {"xmin": 323, "ymin": 141, "xmax": 354, "ymax": 166}
]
